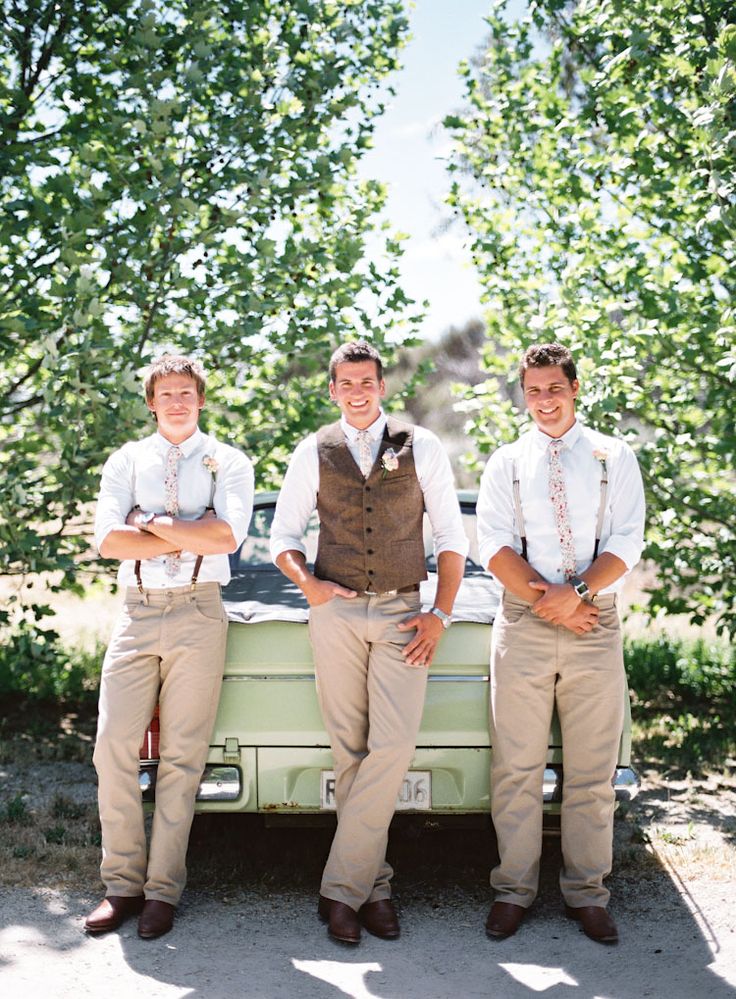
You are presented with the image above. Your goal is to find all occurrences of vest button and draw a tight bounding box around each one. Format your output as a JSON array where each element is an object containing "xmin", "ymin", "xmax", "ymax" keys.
[
  {"xmin": 368, "ymin": 569, "xmax": 374, "ymax": 575},
  {"xmin": 366, "ymin": 506, "xmax": 373, "ymax": 513},
  {"xmin": 364, "ymin": 485, "xmax": 371, "ymax": 492},
  {"xmin": 367, "ymin": 548, "xmax": 374, "ymax": 555},
  {"xmin": 366, "ymin": 527, "xmax": 373, "ymax": 533}
]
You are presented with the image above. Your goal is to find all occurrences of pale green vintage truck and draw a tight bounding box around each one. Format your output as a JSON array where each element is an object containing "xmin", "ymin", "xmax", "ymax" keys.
[{"xmin": 139, "ymin": 491, "xmax": 639, "ymax": 816}]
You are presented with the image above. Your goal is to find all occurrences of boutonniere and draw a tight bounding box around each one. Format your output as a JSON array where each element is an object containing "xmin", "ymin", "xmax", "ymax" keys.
[
  {"xmin": 381, "ymin": 448, "xmax": 399, "ymax": 479},
  {"xmin": 592, "ymin": 449, "xmax": 608, "ymax": 463}
]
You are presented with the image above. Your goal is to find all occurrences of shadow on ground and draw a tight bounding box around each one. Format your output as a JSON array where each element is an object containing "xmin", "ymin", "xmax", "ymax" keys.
[{"xmin": 1, "ymin": 778, "xmax": 734, "ymax": 998}]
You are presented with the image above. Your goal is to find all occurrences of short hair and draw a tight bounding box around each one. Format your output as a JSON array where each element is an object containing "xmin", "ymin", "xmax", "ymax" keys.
[
  {"xmin": 519, "ymin": 343, "xmax": 577, "ymax": 387},
  {"xmin": 329, "ymin": 341, "xmax": 383, "ymax": 382},
  {"xmin": 143, "ymin": 354, "xmax": 206, "ymax": 403}
]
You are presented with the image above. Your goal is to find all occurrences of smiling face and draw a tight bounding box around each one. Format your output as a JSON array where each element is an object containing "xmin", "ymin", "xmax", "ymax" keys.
[
  {"xmin": 146, "ymin": 373, "xmax": 204, "ymax": 444},
  {"xmin": 522, "ymin": 364, "xmax": 579, "ymax": 439},
  {"xmin": 329, "ymin": 359, "xmax": 386, "ymax": 430}
]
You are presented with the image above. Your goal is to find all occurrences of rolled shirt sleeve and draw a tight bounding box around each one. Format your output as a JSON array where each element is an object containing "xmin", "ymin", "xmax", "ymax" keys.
[
  {"xmin": 269, "ymin": 436, "xmax": 320, "ymax": 563},
  {"xmin": 600, "ymin": 441, "xmax": 646, "ymax": 570},
  {"xmin": 93, "ymin": 445, "xmax": 135, "ymax": 553},
  {"xmin": 413, "ymin": 428, "xmax": 469, "ymax": 559},
  {"xmin": 214, "ymin": 447, "xmax": 255, "ymax": 552},
  {"xmin": 477, "ymin": 446, "xmax": 517, "ymax": 572}
]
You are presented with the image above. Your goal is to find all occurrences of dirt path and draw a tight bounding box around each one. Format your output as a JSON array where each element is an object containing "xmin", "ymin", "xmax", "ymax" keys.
[{"xmin": 1, "ymin": 761, "xmax": 734, "ymax": 998}]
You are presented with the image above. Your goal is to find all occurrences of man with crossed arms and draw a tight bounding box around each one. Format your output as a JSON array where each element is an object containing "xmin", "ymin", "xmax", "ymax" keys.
[
  {"xmin": 477, "ymin": 342, "xmax": 645, "ymax": 944},
  {"xmin": 271, "ymin": 340, "xmax": 467, "ymax": 944},
  {"xmin": 87, "ymin": 354, "xmax": 253, "ymax": 939}
]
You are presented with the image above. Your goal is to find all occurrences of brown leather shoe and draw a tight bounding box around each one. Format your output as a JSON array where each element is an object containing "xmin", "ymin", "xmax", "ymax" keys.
[
  {"xmin": 317, "ymin": 894, "xmax": 332, "ymax": 923},
  {"xmin": 565, "ymin": 905, "xmax": 618, "ymax": 944},
  {"xmin": 485, "ymin": 901, "xmax": 526, "ymax": 939},
  {"xmin": 84, "ymin": 895, "xmax": 145, "ymax": 934},
  {"xmin": 359, "ymin": 898, "xmax": 400, "ymax": 939},
  {"xmin": 137, "ymin": 900, "xmax": 176, "ymax": 940},
  {"xmin": 327, "ymin": 901, "xmax": 361, "ymax": 944}
]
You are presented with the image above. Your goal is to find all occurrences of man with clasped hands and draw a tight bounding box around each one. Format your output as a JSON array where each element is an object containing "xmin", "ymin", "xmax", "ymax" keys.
[
  {"xmin": 477, "ymin": 342, "xmax": 645, "ymax": 945},
  {"xmin": 271, "ymin": 340, "xmax": 468, "ymax": 944}
]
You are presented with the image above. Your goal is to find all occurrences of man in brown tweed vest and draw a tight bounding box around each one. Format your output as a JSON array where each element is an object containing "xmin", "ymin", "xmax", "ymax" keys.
[{"xmin": 270, "ymin": 341, "xmax": 468, "ymax": 944}]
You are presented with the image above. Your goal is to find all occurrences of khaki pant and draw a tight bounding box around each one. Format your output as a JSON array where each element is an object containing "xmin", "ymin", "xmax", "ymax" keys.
[
  {"xmin": 93, "ymin": 583, "xmax": 227, "ymax": 904},
  {"xmin": 490, "ymin": 591, "xmax": 625, "ymax": 909},
  {"xmin": 308, "ymin": 590, "xmax": 426, "ymax": 911}
]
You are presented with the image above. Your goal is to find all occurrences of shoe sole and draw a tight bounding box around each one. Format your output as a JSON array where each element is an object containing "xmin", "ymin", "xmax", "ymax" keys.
[
  {"xmin": 138, "ymin": 925, "xmax": 173, "ymax": 940},
  {"xmin": 327, "ymin": 930, "xmax": 360, "ymax": 945},
  {"xmin": 565, "ymin": 908, "xmax": 618, "ymax": 944},
  {"xmin": 361, "ymin": 923, "xmax": 400, "ymax": 940}
]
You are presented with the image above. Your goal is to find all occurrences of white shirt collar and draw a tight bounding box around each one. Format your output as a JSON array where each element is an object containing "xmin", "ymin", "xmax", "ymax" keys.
[
  {"xmin": 154, "ymin": 426, "xmax": 205, "ymax": 457},
  {"xmin": 531, "ymin": 418, "xmax": 583, "ymax": 451},
  {"xmin": 340, "ymin": 409, "xmax": 386, "ymax": 443}
]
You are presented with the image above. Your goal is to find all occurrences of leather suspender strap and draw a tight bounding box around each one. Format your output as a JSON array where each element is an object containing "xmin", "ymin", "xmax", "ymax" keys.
[
  {"xmin": 511, "ymin": 459, "xmax": 528, "ymax": 561},
  {"xmin": 592, "ymin": 460, "xmax": 608, "ymax": 560},
  {"xmin": 513, "ymin": 457, "xmax": 609, "ymax": 564}
]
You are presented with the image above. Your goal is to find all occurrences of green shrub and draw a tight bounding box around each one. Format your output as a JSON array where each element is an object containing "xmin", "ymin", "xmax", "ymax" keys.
[
  {"xmin": 625, "ymin": 636, "xmax": 735, "ymax": 704},
  {"xmin": 627, "ymin": 635, "xmax": 736, "ymax": 772},
  {"xmin": 0, "ymin": 621, "xmax": 102, "ymax": 702},
  {"xmin": 1, "ymin": 794, "xmax": 32, "ymax": 825}
]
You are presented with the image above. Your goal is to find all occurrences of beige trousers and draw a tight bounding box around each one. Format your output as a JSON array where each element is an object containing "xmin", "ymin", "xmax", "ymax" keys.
[
  {"xmin": 308, "ymin": 590, "xmax": 426, "ymax": 911},
  {"xmin": 490, "ymin": 591, "xmax": 625, "ymax": 909},
  {"xmin": 93, "ymin": 583, "xmax": 227, "ymax": 905}
]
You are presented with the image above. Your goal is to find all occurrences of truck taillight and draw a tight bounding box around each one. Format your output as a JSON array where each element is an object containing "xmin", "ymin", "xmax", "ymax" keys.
[{"xmin": 139, "ymin": 704, "xmax": 160, "ymax": 761}]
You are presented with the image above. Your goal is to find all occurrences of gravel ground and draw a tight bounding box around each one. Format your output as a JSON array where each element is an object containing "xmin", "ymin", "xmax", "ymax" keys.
[{"xmin": 1, "ymin": 759, "xmax": 735, "ymax": 998}]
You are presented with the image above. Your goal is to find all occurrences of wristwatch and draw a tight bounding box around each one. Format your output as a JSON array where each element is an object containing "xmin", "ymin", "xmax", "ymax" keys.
[
  {"xmin": 430, "ymin": 607, "xmax": 452, "ymax": 630},
  {"xmin": 138, "ymin": 510, "xmax": 156, "ymax": 531},
  {"xmin": 570, "ymin": 575, "xmax": 590, "ymax": 601}
]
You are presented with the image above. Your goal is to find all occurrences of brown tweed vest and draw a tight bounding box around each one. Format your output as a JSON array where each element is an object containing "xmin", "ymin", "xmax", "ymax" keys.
[{"xmin": 314, "ymin": 416, "xmax": 427, "ymax": 593}]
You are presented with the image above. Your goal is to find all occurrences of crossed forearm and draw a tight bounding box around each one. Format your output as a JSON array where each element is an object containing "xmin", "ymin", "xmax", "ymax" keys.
[
  {"xmin": 100, "ymin": 509, "xmax": 235, "ymax": 560},
  {"xmin": 145, "ymin": 513, "xmax": 235, "ymax": 555}
]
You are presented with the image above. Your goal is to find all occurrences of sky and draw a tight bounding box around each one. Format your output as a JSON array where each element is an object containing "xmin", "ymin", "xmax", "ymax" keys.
[{"xmin": 358, "ymin": 0, "xmax": 527, "ymax": 342}]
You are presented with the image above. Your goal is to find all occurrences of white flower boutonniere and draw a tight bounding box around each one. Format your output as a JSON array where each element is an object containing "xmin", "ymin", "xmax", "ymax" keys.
[
  {"xmin": 592, "ymin": 449, "xmax": 609, "ymax": 463},
  {"xmin": 381, "ymin": 448, "xmax": 399, "ymax": 479}
]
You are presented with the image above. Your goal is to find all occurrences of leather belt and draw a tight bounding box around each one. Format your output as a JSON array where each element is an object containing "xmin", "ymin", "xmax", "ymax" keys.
[{"xmin": 363, "ymin": 583, "xmax": 420, "ymax": 597}]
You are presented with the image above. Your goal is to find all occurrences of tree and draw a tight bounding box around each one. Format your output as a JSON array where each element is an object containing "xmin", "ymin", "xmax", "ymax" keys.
[
  {"xmin": 446, "ymin": 0, "xmax": 736, "ymax": 635},
  {"xmin": 0, "ymin": 0, "xmax": 419, "ymax": 622}
]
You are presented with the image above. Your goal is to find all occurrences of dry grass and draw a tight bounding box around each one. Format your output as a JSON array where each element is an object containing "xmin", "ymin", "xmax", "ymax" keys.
[{"xmin": 0, "ymin": 791, "xmax": 101, "ymax": 891}]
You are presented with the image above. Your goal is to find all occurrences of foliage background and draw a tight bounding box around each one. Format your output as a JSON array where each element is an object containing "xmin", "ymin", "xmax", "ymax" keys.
[
  {"xmin": 447, "ymin": 0, "xmax": 736, "ymax": 635},
  {"xmin": 0, "ymin": 0, "xmax": 419, "ymax": 621}
]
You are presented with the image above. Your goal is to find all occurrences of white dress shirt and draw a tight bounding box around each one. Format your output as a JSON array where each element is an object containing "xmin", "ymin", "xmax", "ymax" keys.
[
  {"xmin": 95, "ymin": 427, "xmax": 254, "ymax": 588},
  {"xmin": 477, "ymin": 420, "xmax": 645, "ymax": 594},
  {"xmin": 270, "ymin": 411, "xmax": 469, "ymax": 563}
]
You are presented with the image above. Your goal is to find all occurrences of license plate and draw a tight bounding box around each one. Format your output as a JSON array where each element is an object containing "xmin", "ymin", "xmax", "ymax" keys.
[{"xmin": 320, "ymin": 770, "xmax": 431, "ymax": 811}]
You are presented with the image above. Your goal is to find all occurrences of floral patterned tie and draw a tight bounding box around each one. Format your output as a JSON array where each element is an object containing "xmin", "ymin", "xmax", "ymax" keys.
[
  {"xmin": 163, "ymin": 444, "xmax": 183, "ymax": 578},
  {"xmin": 548, "ymin": 439, "xmax": 577, "ymax": 580},
  {"xmin": 356, "ymin": 430, "xmax": 373, "ymax": 478}
]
